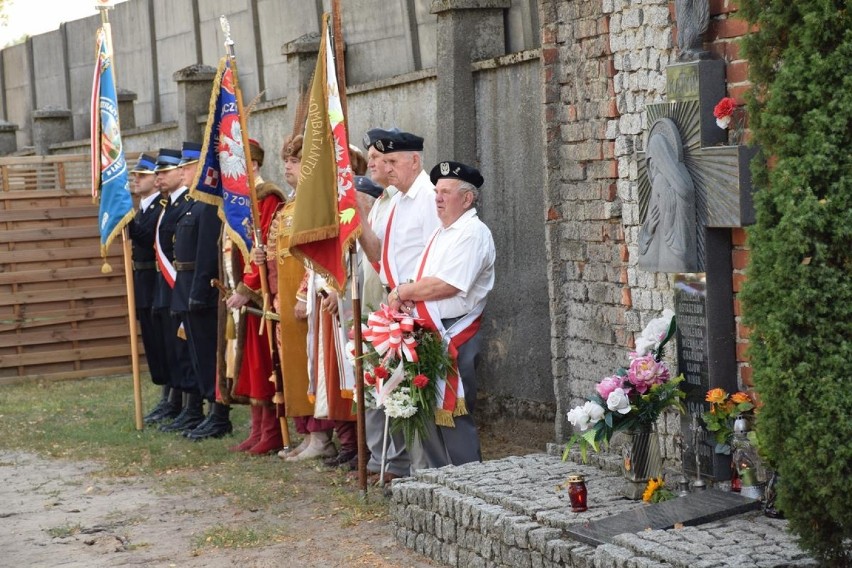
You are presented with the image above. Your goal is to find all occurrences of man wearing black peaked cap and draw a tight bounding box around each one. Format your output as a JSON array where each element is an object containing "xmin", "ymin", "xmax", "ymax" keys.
[
  {"xmin": 147, "ymin": 148, "xmax": 192, "ymax": 423},
  {"xmin": 129, "ymin": 154, "xmax": 172, "ymax": 423},
  {"xmin": 387, "ymin": 160, "xmax": 495, "ymax": 469},
  {"xmin": 172, "ymin": 142, "xmax": 230, "ymax": 440},
  {"xmin": 152, "ymin": 146, "xmax": 203, "ymax": 433}
]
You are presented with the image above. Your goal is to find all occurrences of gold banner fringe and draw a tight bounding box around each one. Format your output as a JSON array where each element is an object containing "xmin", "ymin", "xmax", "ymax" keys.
[
  {"xmin": 98, "ymin": 208, "xmax": 135, "ymax": 274},
  {"xmin": 341, "ymin": 389, "xmax": 354, "ymax": 400},
  {"xmin": 453, "ymin": 398, "xmax": 468, "ymax": 417},
  {"xmin": 435, "ymin": 409, "xmax": 456, "ymax": 428}
]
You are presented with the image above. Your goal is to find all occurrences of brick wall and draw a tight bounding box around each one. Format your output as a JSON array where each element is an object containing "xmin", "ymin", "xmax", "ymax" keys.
[
  {"xmin": 540, "ymin": 0, "xmax": 628, "ymax": 441},
  {"xmin": 542, "ymin": 0, "xmax": 755, "ymax": 450}
]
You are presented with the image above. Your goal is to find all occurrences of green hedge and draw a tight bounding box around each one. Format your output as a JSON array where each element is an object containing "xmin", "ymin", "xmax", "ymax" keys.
[{"xmin": 737, "ymin": 0, "xmax": 851, "ymax": 563}]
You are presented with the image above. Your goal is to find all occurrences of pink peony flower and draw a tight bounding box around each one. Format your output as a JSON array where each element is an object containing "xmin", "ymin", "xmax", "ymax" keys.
[
  {"xmin": 596, "ymin": 376, "xmax": 623, "ymax": 400},
  {"xmin": 627, "ymin": 354, "xmax": 670, "ymax": 394}
]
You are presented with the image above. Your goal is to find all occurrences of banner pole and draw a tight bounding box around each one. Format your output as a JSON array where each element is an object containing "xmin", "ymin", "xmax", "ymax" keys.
[
  {"xmin": 329, "ymin": 4, "xmax": 368, "ymax": 495},
  {"xmin": 97, "ymin": 4, "xmax": 143, "ymax": 430},
  {"xmin": 219, "ymin": 16, "xmax": 289, "ymax": 447}
]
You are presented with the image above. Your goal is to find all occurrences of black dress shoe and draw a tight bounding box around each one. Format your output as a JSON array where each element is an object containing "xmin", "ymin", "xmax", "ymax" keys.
[
  {"xmin": 146, "ymin": 401, "xmax": 182, "ymax": 424},
  {"xmin": 143, "ymin": 399, "xmax": 168, "ymax": 423},
  {"xmin": 183, "ymin": 413, "xmax": 214, "ymax": 438},
  {"xmin": 160, "ymin": 394, "xmax": 204, "ymax": 433},
  {"xmin": 187, "ymin": 403, "xmax": 232, "ymax": 441},
  {"xmin": 322, "ymin": 447, "xmax": 359, "ymax": 468},
  {"xmin": 190, "ymin": 420, "xmax": 233, "ymax": 441}
]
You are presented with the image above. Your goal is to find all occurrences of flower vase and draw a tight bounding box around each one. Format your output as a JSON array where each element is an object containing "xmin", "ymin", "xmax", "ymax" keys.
[{"xmin": 621, "ymin": 428, "xmax": 663, "ymax": 500}]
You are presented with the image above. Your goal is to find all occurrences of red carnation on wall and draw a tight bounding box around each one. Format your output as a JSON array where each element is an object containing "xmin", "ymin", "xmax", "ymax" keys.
[{"xmin": 714, "ymin": 97, "xmax": 737, "ymax": 128}]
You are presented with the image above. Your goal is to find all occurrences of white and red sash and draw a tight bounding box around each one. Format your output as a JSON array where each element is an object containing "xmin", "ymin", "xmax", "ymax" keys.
[
  {"xmin": 413, "ymin": 231, "xmax": 483, "ymax": 427},
  {"xmin": 379, "ymin": 203, "xmax": 398, "ymax": 288},
  {"xmin": 305, "ymin": 272, "xmax": 354, "ymax": 414},
  {"xmin": 154, "ymin": 200, "xmax": 176, "ymax": 288}
]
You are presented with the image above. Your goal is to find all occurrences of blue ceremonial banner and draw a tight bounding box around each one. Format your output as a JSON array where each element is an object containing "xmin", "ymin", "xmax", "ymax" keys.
[
  {"xmin": 190, "ymin": 57, "xmax": 254, "ymax": 261},
  {"xmin": 90, "ymin": 27, "xmax": 133, "ymax": 272}
]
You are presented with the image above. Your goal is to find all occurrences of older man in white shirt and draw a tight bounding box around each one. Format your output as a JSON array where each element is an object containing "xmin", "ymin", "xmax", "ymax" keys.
[
  {"xmin": 357, "ymin": 128, "xmax": 440, "ymax": 482},
  {"xmin": 387, "ymin": 160, "xmax": 495, "ymax": 468}
]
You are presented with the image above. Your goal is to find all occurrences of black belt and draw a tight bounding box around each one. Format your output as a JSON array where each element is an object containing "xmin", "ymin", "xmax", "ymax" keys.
[
  {"xmin": 174, "ymin": 261, "xmax": 196, "ymax": 271},
  {"xmin": 132, "ymin": 261, "xmax": 156, "ymax": 271}
]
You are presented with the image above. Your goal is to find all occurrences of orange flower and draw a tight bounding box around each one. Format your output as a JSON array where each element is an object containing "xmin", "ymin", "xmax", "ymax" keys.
[
  {"xmin": 731, "ymin": 392, "xmax": 751, "ymax": 404},
  {"xmin": 706, "ymin": 388, "xmax": 728, "ymax": 404},
  {"xmin": 642, "ymin": 477, "xmax": 664, "ymax": 502}
]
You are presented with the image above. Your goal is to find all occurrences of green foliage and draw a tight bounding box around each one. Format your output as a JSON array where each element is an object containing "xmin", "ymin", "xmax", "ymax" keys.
[
  {"xmin": 737, "ymin": 0, "xmax": 852, "ymax": 563},
  {"xmin": 702, "ymin": 390, "xmax": 756, "ymax": 454},
  {"xmin": 360, "ymin": 319, "xmax": 453, "ymax": 449}
]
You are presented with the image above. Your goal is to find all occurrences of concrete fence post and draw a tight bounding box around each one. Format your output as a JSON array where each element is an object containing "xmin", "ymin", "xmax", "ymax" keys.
[
  {"xmin": 282, "ymin": 32, "xmax": 321, "ymax": 115},
  {"xmin": 430, "ymin": 0, "xmax": 510, "ymax": 165},
  {"xmin": 32, "ymin": 107, "xmax": 72, "ymax": 156},
  {"xmin": 117, "ymin": 88, "xmax": 138, "ymax": 131},
  {"xmin": 172, "ymin": 65, "xmax": 217, "ymax": 144},
  {"xmin": 0, "ymin": 120, "xmax": 18, "ymax": 155}
]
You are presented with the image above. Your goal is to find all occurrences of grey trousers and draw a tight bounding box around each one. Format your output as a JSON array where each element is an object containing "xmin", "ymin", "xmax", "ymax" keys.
[
  {"xmin": 366, "ymin": 406, "xmax": 410, "ymax": 477},
  {"xmin": 415, "ymin": 327, "xmax": 482, "ymax": 469}
]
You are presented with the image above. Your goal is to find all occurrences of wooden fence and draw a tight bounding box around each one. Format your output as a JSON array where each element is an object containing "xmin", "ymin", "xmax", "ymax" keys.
[{"xmin": 0, "ymin": 153, "xmax": 144, "ymax": 385}]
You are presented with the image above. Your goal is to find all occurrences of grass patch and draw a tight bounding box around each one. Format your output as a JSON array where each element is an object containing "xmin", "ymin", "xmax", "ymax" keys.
[
  {"xmin": 46, "ymin": 522, "xmax": 82, "ymax": 538},
  {"xmin": 192, "ymin": 524, "xmax": 288, "ymax": 551}
]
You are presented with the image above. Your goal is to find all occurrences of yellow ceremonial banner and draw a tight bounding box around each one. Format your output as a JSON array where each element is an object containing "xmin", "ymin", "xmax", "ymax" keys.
[{"xmin": 289, "ymin": 30, "xmax": 338, "ymax": 249}]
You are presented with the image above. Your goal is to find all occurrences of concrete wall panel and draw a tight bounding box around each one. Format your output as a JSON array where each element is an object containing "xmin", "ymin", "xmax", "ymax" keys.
[
  {"xmin": 505, "ymin": 0, "xmax": 540, "ymax": 53},
  {"xmin": 414, "ymin": 0, "xmax": 438, "ymax": 69},
  {"xmin": 4, "ymin": 43, "xmax": 32, "ymax": 147},
  {"xmin": 255, "ymin": 0, "xmax": 321, "ymax": 101},
  {"xmin": 474, "ymin": 57, "xmax": 550, "ymax": 405},
  {"xmin": 198, "ymin": 0, "xmax": 256, "ymax": 99},
  {"xmin": 153, "ymin": 0, "xmax": 198, "ymax": 122},
  {"xmin": 110, "ymin": 0, "xmax": 157, "ymax": 126},
  {"xmin": 347, "ymin": 74, "xmax": 438, "ymax": 169},
  {"xmin": 247, "ymin": 102, "xmax": 293, "ymax": 185},
  {"xmin": 65, "ymin": 15, "xmax": 101, "ymax": 140},
  {"xmin": 32, "ymin": 32, "xmax": 66, "ymax": 111},
  {"xmin": 338, "ymin": 0, "xmax": 416, "ymax": 84}
]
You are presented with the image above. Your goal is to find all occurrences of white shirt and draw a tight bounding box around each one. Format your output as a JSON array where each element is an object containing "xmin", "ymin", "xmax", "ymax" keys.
[
  {"xmin": 417, "ymin": 208, "xmax": 495, "ymax": 319},
  {"xmin": 380, "ymin": 170, "xmax": 440, "ymax": 287},
  {"xmin": 169, "ymin": 186, "xmax": 188, "ymax": 204},
  {"xmin": 362, "ymin": 185, "xmax": 399, "ymax": 309},
  {"xmin": 368, "ymin": 185, "xmax": 399, "ymax": 238},
  {"xmin": 139, "ymin": 192, "xmax": 159, "ymax": 212}
]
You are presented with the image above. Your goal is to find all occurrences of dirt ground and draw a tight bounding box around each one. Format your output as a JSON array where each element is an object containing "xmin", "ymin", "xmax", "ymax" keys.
[{"xmin": 0, "ymin": 419, "xmax": 553, "ymax": 568}]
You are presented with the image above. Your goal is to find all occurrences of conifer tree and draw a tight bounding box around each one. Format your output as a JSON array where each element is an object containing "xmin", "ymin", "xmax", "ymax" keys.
[{"xmin": 738, "ymin": 1, "xmax": 851, "ymax": 564}]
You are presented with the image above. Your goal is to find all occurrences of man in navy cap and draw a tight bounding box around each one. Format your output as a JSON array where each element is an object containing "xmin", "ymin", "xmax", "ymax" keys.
[
  {"xmin": 152, "ymin": 146, "xmax": 200, "ymax": 432},
  {"xmin": 387, "ymin": 161, "xmax": 495, "ymax": 468},
  {"xmin": 128, "ymin": 154, "xmax": 173, "ymax": 423},
  {"xmin": 356, "ymin": 128, "xmax": 440, "ymax": 483},
  {"xmin": 170, "ymin": 142, "xmax": 230, "ymax": 440}
]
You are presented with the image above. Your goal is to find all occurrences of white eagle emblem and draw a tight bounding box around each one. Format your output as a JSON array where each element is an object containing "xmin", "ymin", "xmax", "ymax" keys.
[
  {"xmin": 440, "ymin": 162, "xmax": 450, "ymax": 176},
  {"xmin": 218, "ymin": 121, "xmax": 246, "ymax": 180}
]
